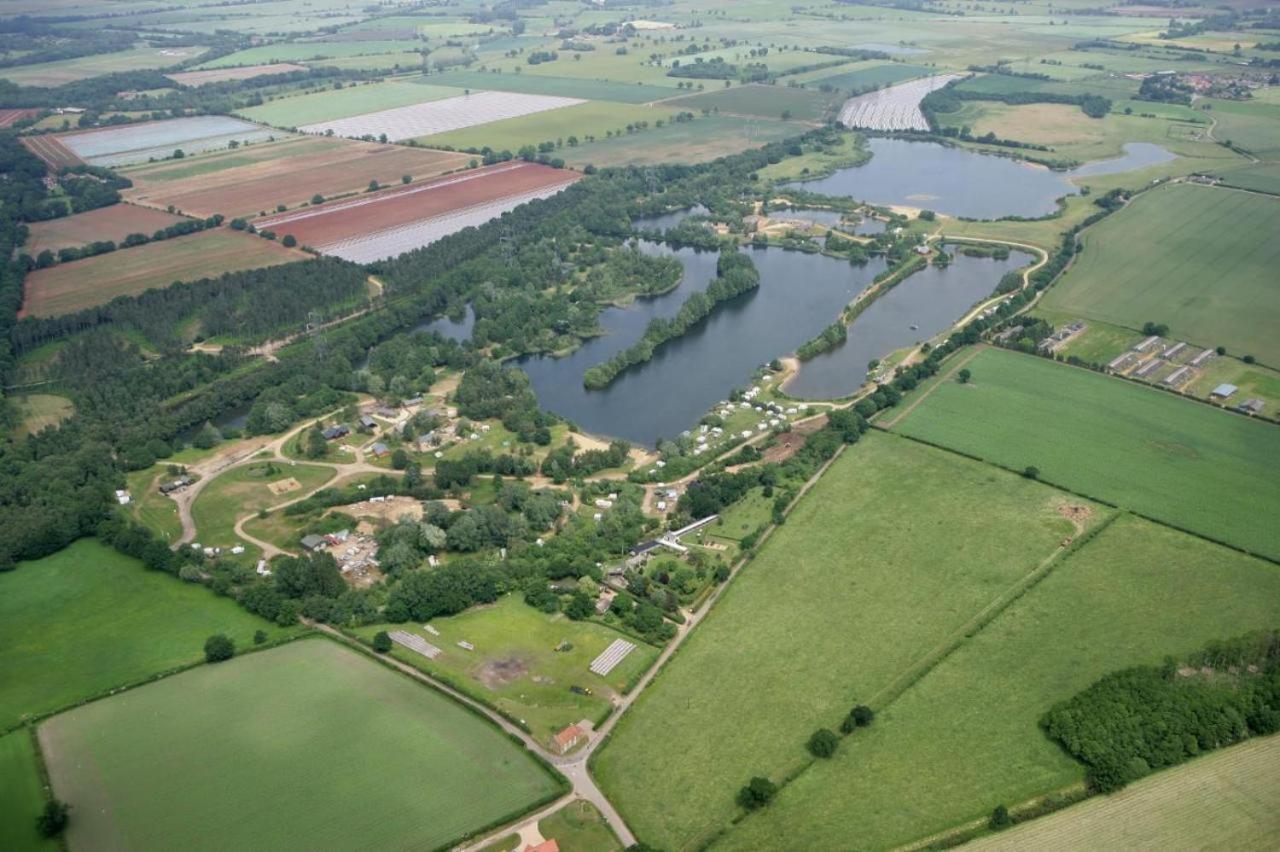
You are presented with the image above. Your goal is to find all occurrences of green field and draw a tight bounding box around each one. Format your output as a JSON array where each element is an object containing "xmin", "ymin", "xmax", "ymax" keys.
[
  {"xmin": 888, "ymin": 347, "xmax": 1280, "ymax": 560},
  {"xmin": 1219, "ymin": 161, "xmax": 1280, "ymax": 196},
  {"xmin": 195, "ymin": 41, "xmax": 418, "ymax": 69},
  {"xmin": 422, "ymin": 100, "xmax": 680, "ymax": 152},
  {"xmin": 972, "ymin": 733, "xmax": 1280, "ymax": 852},
  {"xmin": 0, "ymin": 45, "xmax": 207, "ymax": 87},
  {"xmin": 541, "ymin": 801, "xmax": 623, "ymax": 852},
  {"xmin": 805, "ymin": 61, "xmax": 933, "ymax": 91},
  {"xmin": 190, "ymin": 461, "xmax": 335, "ymax": 549},
  {"xmin": 358, "ymin": 594, "xmax": 658, "ymax": 743},
  {"xmin": 664, "ymin": 84, "xmax": 837, "ymax": 122},
  {"xmin": 596, "ymin": 432, "xmax": 1096, "ymax": 849},
  {"xmin": 0, "ymin": 539, "xmax": 290, "ymax": 729},
  {"xmin": 39, "ymin": 639, "xmax": 562, "ymax": 851},
  {"xmin": 1040, "ymin": 185, "xmax": 1280, "ymax": 364},
  {"xmin": 0, "ymin": 731, "xmax": 57, "ymax": 852},
  {"xmin": 562, "ymin": 115, "xmax": 807, "ymax": 169},
  {"xmin": 718, "ymin": 515, "xmax": 1280, "ymax": 851},
  {"xmin": 1204, "ymin": 96, "xmax": 1280, "ymax": 161},
  {"xmin": 9, "ymin": 393, "xmax": 74, "ymax": 439},
  {"xmin": 426, "ymin": 70, "xmax": 677, "ymax": 104},
  {"xmin": 237, "ymin": 80, "xmax": 461, "ymax": 127}
]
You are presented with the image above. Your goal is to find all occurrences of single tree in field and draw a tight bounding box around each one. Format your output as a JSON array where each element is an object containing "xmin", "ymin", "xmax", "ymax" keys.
[
  {"xmin": 36, "ymin": 800, "xmax": 69, "ymax": 838},
  {"xmin": 851, "ymin": 704, "xmax": 875, "ymax": 727},
  {"xmin": 373, "ymin": 631, "xmax": 393, "ymax": 653},
  {"xmin": 957, "ymin": 368, "xmax": 972, "ymax": 384},
  {"xmin": 807, "ymin": 728, "xmax": 839, "ymax": 758},
  {"xmin": 1022, "ymin": 465, "xmax": 1039, "ymax": 480},
  {"xmin": 204, "ymin": 634, "xmax": 235, "ymax": 663},
  {"xmin": 989, "ymin": 804, "xmax": 1011, "ymax": 829},
  {"xmin": 736, "ymin": 776, "xmax": 778, "ymax": 810}
]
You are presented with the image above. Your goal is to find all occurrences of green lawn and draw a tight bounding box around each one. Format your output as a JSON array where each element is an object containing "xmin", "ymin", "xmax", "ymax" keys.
[
  {"xmin": 596, "ymin": 432, "xmax": 1095, "ymax": 850},
  {"xmin": 718, "ymin": 515, "xmax": 1280, "ymax": 851},
  {"xmin": 0, "ymin": 731, "xmax": 57, "ymax": 852},
  {"xmin": 541, "ymin": 800, "xmax": 623, "ymax": 852},
  {"xmin": 425, "ymin": 69, "xmax": 678, "ymax": 104},
  {"xmin": 0, "ymin": 539, "xmax": 290, "ymax": 729},
  {"xmin": 357, "ymin": 595, "xmax": 658, "ymax": 744},
  {"xmin": 191, "ymin": 461, "xmax": 335, "ymax": 548},
  {"xmin": 1039, "ymin": 183, "xmax": 1280, "ymax": 366},
  {"xmin": 39, "ymin": 639, "xmax": 562, "ymax": 851},
  {"xmin": 889, "ymin": 347, "xmax": 1280, "ymax": 559},
  {"xmin": 124, "ymin": 466, "xmax": 183, "ymax": 542},
  {"xmin": 237, "ymin": 80, "xmax": 462, "ymax": 127},
  {"xmin": 664, "ymin": 84, "xmax": 839, "ymax": 122},
  {"xmin": 421, "ymin": 100, "xmax": 679, "ymax": 152}
]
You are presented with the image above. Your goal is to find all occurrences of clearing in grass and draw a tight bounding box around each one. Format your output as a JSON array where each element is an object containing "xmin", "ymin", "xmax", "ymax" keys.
[
  {"xmin": 39, "ymin": 639, "xmax": 562, "ymax": 852},
  {"xmin": 356, "ymin": 594, "xmax": 657, "ymax": 744},
  {"xmin": 889, "ymin": 346, "xmax": 1280, "ymax": 560},
  {"xmin": 9, "ymin": 393, "xmax": 74, "ymax": 439},
  {"xmin": 19, "ymin": 228, "xmax": 305, "ymax": 319},
  {"xmin": 718, "ymin": 515, "xmax": 1280, "ymax": 851},
  {"xmin": 595, "ymin": 431, "xmax": 1098, "ymax": 850},
  {"xmin": 971, "ymin": 734, "xmax": 1280, "ymax": 852},
  {"xmin": 0, "ymin": 731, "xmax": 58, "ymax": 851},
  {"xmin": 1040, "ymin": 184, "xmax": 1280, "ymax": 365},
  {"xmin": 0, "ymin": 539, "xmax": 292, "ymax": 729}
]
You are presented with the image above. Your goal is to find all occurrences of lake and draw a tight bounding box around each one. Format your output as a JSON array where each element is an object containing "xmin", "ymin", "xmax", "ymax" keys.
[
  {"xmin": 517, "ymin": 242, "xmax": 888, "ymax": 446},
  {"xmin": 785, "ymin": 251, "xmax": 1031, "ymax": 399},
  {"xmin": 1067, "ymin": 142, "xmax": 1176, "ymax": 178}
]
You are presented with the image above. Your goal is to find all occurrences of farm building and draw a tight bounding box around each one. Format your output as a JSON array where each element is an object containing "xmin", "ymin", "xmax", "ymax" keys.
[
  {"xmin": 552, "ymin": 725, "xmax": 585, "ymax": 755},
  {"xmin": 1133, "ymin": 335, "xmax": 1161, "ymax": 352},
  {"xmin": 360, "ymin": 415, "xmax": 377, "ymax": 429},
  {"xmin": 1211, "ymin": 383, "xmax": 1239, "ymax": 400},
  {"xmin": 525, "ymin": 840, "xmax": 560, "ymax": 852},
  {"xmin": 159, "ymin": 475, "xmax": 193, "ymax": 494},
  {"xmin": 300, "ymin": 534, "xmax": 327, "ymax": 551},
  {"xmin": 1236, "ymin": 398, "xmax": 1265, "ymax": 415},
  {"xmin": 369, "ymin": 442, "xmax": 391, "ymax": 457},
  {"xmin": 322, "ymin": 424, "xmax": 350, "ymax": 440}
]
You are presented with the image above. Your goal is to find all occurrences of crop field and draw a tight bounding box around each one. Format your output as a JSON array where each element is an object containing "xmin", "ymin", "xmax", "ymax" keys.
[
  {"xmin": 191, "ymin": 461, "xmax": 335, "ymax": 549},
  {"xmin": 1218, "ymin": 161, "xmax": 1280, "ymax": 196},
  {"xmin": 20, "ymin": 228, "xmax": 304, "ymax": 318},
  {"xmin": 0, "ymin": 107, "xmax": 38, "ymax": 127},
  {"xmin": 1040, "ymin": 184, "xmax": 1280, "ymax": 365},
  {"xmin": 165, "ymin": 62, "xmax": 307, "ymax": 86},
  {"xmin": 0, "ymin": 731, "xmax": 57, "ymax": 851},
  {"xmin": 421, "ymin": 100, "xmax": 680, "ymax": 151},
  {"xmin": 426, "ymin": 69, "xmax": 678, "ymax": 104},
  {"xmin": 663, "ymin": 84, "xmax": 838, "ymax": 122},
  {"xmin": 357, "ymin": 595, "xmax": 658, "ymax": 742},
  {"xmin": 25, "ymin": 204, "xmax": 186, "ymax": 254},
  {"xmin": 810, "ymin": 62, "xmax": 935, "ymax": 91},
  {"xmin": 194, "ymin": 40, "xmax": 419, "ymax": 69},
  {"xmin": 124, "ymin": 136, "xmax": 469, "ymax": 218},
  {"xmin": 888, "ymin": 347, "xmax": 1280, "ymax": 560},
  {"xmin": 299, "ymin": 90, "xmax": 584, "ymax": 142},
  {"xmin": 39, "ymin": 639, "xmax": 562, "ymax": 851},
  {"xmin": 596, "ymin": 432, "xmax": 1098, "ymax": 849},
  {"xmin": 56, "ymin": 116, "xmax": 279, "ymax": 167},
  {"xmin": 1202, "ymin": 96, "xmax": 1280, "ymax": 161},
  {"xmin": 837, "ymin": 73, "xmax": 963, "ymax": 131},
  {"xmin": 20, "ymin": 134, "xmax": 82, "ymax": 169},
  {"xmin": 253, "ymin": 161, "xmax": 578, "ymax": 262},
  {"xmin": 237, "ymin": 80, "xmax": 461, "ymax": 128},
  {"xmin": 972, "ymin": 734, "xmax": 1280, "ymax": 852},
  {"xmin": 562, "ymin": 115, "xmax": 806, "ymax": 169},
  {"xmin": 719, "ymin": 515, "xmax": 1280, "ymax": 851},
  {"xmin": 0, "ymin": 539, "xmax": 290, "ymax": 729},
  {"xmin": 0, "ymin": 45, "xmax": 207, "ymax": 87},
  {"xmin": 10, "ymin": 393, "xmax": 75, "ymax": 438}
]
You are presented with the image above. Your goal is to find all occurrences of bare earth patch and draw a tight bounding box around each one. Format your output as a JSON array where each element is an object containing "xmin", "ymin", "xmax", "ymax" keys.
[
  {"xmin": 476, "ymin": 657, "xmax": 528, "ymax": 690},
  {"xmin": 267, "ymin": 477, "xmax": 302, "ymax": 496}
]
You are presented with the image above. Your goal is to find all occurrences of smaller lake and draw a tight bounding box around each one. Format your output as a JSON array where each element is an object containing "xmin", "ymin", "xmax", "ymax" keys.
[
  {"xmin": 786, "ymin": 251, "xmax": 1031, "ymax": 399},
  {"xmin": 632, "ymin": 205, "xmax": 709, "ymax": 232},
  {"xmin": 769, "ymin": 207, "xmax": 845, "ymax": 227},
  {"xmin": 1067, "ymin": 142, "xmax": 1177, "ymax": 178},
  {"xmin": 413, "ymin": 305, "xmax": 475, "ymax": 342}
]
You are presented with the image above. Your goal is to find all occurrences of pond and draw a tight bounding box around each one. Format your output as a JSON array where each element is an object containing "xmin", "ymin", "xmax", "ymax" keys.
[
  {"xmin": 516, "ymin": 242, "xmax": 889, "ymax": 446},
  {"xmin": 413, "ymin": 304, "xmax": 475, "ymax": 342},
  {"xmin": 785, "ymin": 251, "xmax": 1031, "ymax": 399},
  {"xmin": 1066, "ymin": 142, "xmax": 1176, "ymax": 178},
  {"xmin": 632, "ymin": 204, "xmax": 709, "ymax": 232}
]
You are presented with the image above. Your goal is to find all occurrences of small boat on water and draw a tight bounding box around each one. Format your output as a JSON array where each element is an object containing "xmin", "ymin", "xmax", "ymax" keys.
[{"xmin": 909, "ymin": 324, "xmax": 919, "ymax": 330}]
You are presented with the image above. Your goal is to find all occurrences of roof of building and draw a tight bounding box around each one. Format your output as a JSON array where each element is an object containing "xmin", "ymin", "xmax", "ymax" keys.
[
  {"xmin": 371, "ymin": 442, "xmax": 389, "ymax": 454},
  {"xmin": 553, "ymin": 725, "xmax": 583, "ymax": 747},
  {"xmin": 525, "ymin": 840, "xmax": 560, "ymax": 852},
  {"xmin": 1212, "ymin": 383, "xmax": 1239, "ymax": 397},
  {"xmin": 300, "ymin": 534, "xmax": 325, "ymax": 549}
]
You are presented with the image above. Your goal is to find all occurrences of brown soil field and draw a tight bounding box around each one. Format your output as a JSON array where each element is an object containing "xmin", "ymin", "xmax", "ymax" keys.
[
  {"xmin": 166, "ymin": 63, "xmax": 308, "ymax": 86},
  {"xmin": 26, "ymin": 204, "xmax": 187, "ymax": 255},
  {"xmin": 20, "ymin": 134, "xmax": 81, "ymax": 169},
  {"xmin": 253, "ymin": 162, "xmax": 578, "ymax": 246},
  {"xmin": 20, "ymin": 228, "xmax": 305, "ymax": 318},
  {"xmin": 0, "ymin": 108, "xmax": 38, "ymax": 127},
  {"xmin": 124, "ymin": 136, "xmax": 471, "ymax": 218}
]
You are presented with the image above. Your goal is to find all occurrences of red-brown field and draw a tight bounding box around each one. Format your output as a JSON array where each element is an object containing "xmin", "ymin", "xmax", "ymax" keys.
[
  {"xmin": 253, "ymin": 161, "xmax": 576, "ymax": 247},
  {"xmin": 123, "ymin": 136, "xmax": 471, "ymax": 218},
  {"xmin": 0, "ymin": 108, "xmax": 38, "ymax": 128},
  {"xmin": 20, "ymin": 134, "xmax": 81, "ymax": 169},
  {"xmin": 20, "ymin": 228, "xmax": 305, "ymax": 318},
  {"xmin": 166, "ymin": 63, "xmax": 308, "ymax": 87},
  {"xmin": 25, "ymin": 204, "xmax": 187, "ymax": 255}
]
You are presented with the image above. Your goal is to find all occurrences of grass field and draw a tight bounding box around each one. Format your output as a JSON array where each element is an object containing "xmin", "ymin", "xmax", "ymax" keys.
[
  {"xmin": 0, "ymin": 45, "xmax": 207, "ymax": 87},
  {"xmin": 195, "ymin": 41, "xmax": 419, "ymax": 69},
  {"xmin": 421, "ymin": 100, "xmax": 679, "ymax": 151},
  {"xmin": 972, "ymin": 734, "xmax": 1280, "ymax": 851},
  {"xmin": 9, "ymin": 393, "xmax": 74, "ymax": 438},
  {"xmin": 237, "ymin": 80, "xmax": 462, "ymax": 128},
  {"xmin": 718, "ymin": 514, "xmax": 1280, "ymax": 851},
  {"xmin": 191, "ymin": 461, "xmax": 335, "ymax": 548},
  {"xmin": 888, "ymin": 346, "xmax": 1280, "ymax": 560},
  {"xmin": 357, "ymin": 594, "xmax": 657, "ymax": 743},
  {"xmin": 1218, "ymin": 161, "xmax": 1280, "ymax": 196},
  {"xmin": 20, "ymin": 229, "xmax": 305, "ymax": 318},
  {"xmin": 0, "ymin": 731, "xmax": 57, "ymax": 852},
  {"xmin": 596, "ymin": 432, "xmax": 1097, "ymax": 849},
  {"xmin": 426, "ymin": 69, "xmax": 677, "ymax": 104},
  {"xmin": 1040, "ymin": 184, "xmax": 1280, "ymax": 366},
  {"xmin": 39, "ymin": 639, "xmax": 562, "ymax": 851},
  {"xmin": 805, "ymin": 61, "xmax": 933, "ymax": 91},
  {"xmin": 0, "ymin": 539, "xmax": 290, "ymax": 729},
  {"xmin": 664, "ymin": 84, "xmax": 837, "ymax": 122},
  {"xmin": 562, "ymin": 115, "xmax": 806, "ymax": 169},
  {"xmin": 540, "ymin": 801, "xmax": 623, "ymax": 852},
  {"xmin": 124, "ymin": 466, "xmax": 185, "ymax": 542}
]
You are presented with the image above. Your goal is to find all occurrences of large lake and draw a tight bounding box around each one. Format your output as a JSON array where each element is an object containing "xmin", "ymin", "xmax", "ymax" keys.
[
  {"xmin": 787, "ymin": 138, "xmax": 1174, "ymax": 219},
  {"xmin": 785, "ymin": 251, "xmax": 1030, "ymax": 398},
  {"xmin": 517, "ymin": 242, "xmax": 888, "ymax": 445}
]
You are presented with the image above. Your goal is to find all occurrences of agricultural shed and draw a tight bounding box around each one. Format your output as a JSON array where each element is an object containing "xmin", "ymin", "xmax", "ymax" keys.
[{"xmin": 1211, "ymin": 383, "xmax": 1239, "ymax": 399}]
